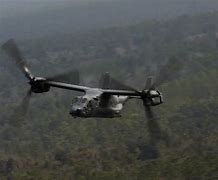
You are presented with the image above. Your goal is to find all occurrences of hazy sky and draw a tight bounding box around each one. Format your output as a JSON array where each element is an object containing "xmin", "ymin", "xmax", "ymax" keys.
[
  {"xmin": 0, "ymin": 0, "xmax": 105, "ymax": 18},
  {"xmin": 1, "ymin": 0, "xmax": 218, "ymax": 42},
  {"xmin": 0, "ymin": 0, "xmax": 88, "ymax": 1}
]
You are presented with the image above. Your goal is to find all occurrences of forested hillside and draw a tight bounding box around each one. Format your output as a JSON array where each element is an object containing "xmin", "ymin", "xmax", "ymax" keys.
[{"xmin": 0, "ymin": 12, "xmax": 218, "ymax": 179}]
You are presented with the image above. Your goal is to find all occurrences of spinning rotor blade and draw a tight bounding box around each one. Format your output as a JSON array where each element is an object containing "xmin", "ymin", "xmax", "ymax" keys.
[
  {"xmin": 46, "ymin": 69, "xmax": 80, "ymax": 84},
  {"xmin": 153, "ymin": 57, "xmax": 183, "ymax": 88},
  {"xmin": 110, "ymin": 76, "xmax": 138, "ymax": 91},
  {"xmin": 145, "ymin": 76, "xmax": 154, "ymax": 90},
  {"xmin": 143, "ymin": 104, "xmax": 169, "ymax": 147},
  {"xmin": 100, "ymin": 72, "xmax": 138, "ymax": 91},
  {"xmin": 99, "ymin": 72, "xmax": 110, "ymax": 89},
  {"xmin": 9, "ymin": 89, "xmax": 32, "ymax": 126},
  {"xmin": 1, "ymin": 39, "xmax": 34, "ymax": 80},
  {"xmin": 20, "ymin": 89, "xmax": 32, "ymax": 118},
  {"xmin": 144, "ymin": 105, "xmax": 162, "ymax": 145}
]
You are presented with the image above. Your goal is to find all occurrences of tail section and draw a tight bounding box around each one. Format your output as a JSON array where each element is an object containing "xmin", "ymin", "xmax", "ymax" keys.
[{"xmin": 99, "ymin": 72, "xmax": 111, "ymax": 89}]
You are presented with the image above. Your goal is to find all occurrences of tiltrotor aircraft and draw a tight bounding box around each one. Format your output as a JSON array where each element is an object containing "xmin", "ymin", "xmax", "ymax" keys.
[{"xmin": 2, "ymin": 39, "xmax": 180, "ymax": 123}]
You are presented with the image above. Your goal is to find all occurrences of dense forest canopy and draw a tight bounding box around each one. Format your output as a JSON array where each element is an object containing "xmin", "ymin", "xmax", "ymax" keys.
[{"xmin": 0, "ymin": 10, "xmax": 218, "ymax": 179}]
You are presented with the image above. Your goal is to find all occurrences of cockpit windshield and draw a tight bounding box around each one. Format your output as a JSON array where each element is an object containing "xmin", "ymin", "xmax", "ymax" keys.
[{"xmin": 82, "ymin": 98, "xmax": 88, "ymax": 103}]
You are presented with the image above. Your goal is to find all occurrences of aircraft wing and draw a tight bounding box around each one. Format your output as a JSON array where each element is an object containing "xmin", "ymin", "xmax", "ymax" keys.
[
  {"xmin": 46, "ymin": 80, "xmax": 140, "ymax": 96},
  {"xmin": 45, "ymin": 81, "xmax": 89, "ymax": 93},
  {"xmin": 101, "ymin": 89, "xmax": 140, "ymax": 97}
]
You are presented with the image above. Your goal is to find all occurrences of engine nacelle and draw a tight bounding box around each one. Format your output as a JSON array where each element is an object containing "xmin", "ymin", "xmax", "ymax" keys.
[
  {"xmin": 142, "ymin": 90, "xmax": 163, "ymax": 106},
  {"xmin": 30, "ymin": 77, "xmax": 50, "ymax": 93}
]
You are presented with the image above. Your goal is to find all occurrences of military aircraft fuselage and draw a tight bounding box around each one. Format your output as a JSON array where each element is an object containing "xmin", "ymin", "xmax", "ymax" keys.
[{"xmin": 69, "ymin": 89, "xmax": 128, "ymax": 118}]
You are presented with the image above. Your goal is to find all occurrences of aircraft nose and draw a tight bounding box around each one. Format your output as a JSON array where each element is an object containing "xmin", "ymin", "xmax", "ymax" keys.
[{"xmin": 76, "ymin": 109, "xmax": 82, "ymax": 114}]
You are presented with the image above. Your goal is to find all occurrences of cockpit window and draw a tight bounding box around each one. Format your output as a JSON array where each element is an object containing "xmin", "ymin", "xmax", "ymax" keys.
[{"xmin": 81, "ymin": 98, "xmax": 87, "ymax": 104}]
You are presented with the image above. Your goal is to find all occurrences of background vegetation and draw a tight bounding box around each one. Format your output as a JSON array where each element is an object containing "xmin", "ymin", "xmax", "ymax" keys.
[{"xmin": 0, "ymin": 12, "xmax": 218, "ymax": 179}]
